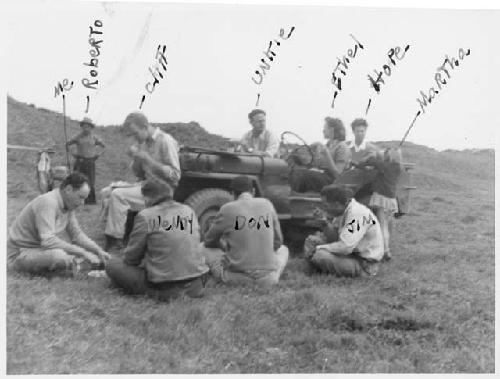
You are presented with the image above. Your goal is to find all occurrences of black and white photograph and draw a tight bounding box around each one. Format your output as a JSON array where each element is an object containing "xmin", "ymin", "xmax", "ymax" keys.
[{"xmin": 3, "ymin": 0, "xmax": 498, "ymax": 374}]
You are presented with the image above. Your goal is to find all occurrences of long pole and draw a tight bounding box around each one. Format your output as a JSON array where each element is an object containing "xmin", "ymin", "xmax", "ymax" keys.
[{"xmin": 62, "ymin": 94, "xmax": 71, "ymax": 169}]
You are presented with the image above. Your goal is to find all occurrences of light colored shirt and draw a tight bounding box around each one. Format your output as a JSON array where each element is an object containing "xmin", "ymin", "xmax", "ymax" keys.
[
  {"xmin": 134, "ymin": 127, "xmax": 181, "ymax": 184},
  {"xmin": 124, "ymin": 200, "xmax": 209, "ymax": 282},
  {"xmin": 204, "ymin": 192, "xmax": 283, "ymax": 273},
  {"xmin": 321, "ymin": 199, "xmax": 384, "ymax": 261},
  {"xmin": 241, "ymin": 129, "xmax": 280, "ymax": 157},
  {"xmin": 318, "ymin": 140, "xmax": 351, "ymax": 174},
  {"xmin": 7, "ymin": 189, "xmax": 102, "ymax": 258},
  {"xmin": 67, "ymin": 132, "xmax": 105, "ymax": 158},
  {"xmin": 346, "ymin": 140, "xmax": 379, "ymax": 165}
]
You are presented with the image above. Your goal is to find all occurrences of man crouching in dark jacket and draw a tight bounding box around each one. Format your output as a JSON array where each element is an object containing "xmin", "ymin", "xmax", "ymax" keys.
[{"xmin": 105, "ymin": 176, "xmax": 209, "ymax": 302}]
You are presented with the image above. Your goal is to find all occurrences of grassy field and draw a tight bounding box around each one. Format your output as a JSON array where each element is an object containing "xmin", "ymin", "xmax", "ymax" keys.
[{"xmin": 6, "ymin": 97, "xmax": 495, "ymax": 373}]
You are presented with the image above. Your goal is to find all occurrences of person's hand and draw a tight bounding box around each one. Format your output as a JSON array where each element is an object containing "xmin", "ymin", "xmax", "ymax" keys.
[
  {"xmin": 85, "ymin": 252, "xmax": 101, "ymax": 266},
  {"xmin": 97, "ymin": 250, "xmax": 111, "ymax": 263},
  {"xmin": 315, "ymin": 244, "xmax": 329, "ymax": 252},
  {"xmin": 129, "ymin": 147, "xmax": 150, "ymax": 163}
]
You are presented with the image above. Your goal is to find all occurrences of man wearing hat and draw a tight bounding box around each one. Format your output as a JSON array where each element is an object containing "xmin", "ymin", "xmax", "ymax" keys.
[
  {"xmin": 202, "ymin": 175, "xmax": 289, "ymax": 285},
  {"xmin": 102, "ymin": 112, "xmax": 181, "ymax": 250},
  {"xmin": 67, "ymin": 117, "xmax": 106, "ymax": 204},
  {"xmin": 105, "ymin": 176, "xmax": 208, "ymax": 301}
]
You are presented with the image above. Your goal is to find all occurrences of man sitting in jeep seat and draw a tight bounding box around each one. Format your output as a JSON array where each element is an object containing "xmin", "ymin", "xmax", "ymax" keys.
[{"xmin": 240, "ymin": 109, "xmax": 280, "ymax": 157}]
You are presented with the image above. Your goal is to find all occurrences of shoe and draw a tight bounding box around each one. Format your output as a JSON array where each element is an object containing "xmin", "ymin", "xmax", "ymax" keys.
[
  {"xmin": 70, "ymin": 258, "xmax": 93, "ymax": 278},
  {"xmin": 382, "ymin": 252, "xmax": 392, "ymax": 261}
]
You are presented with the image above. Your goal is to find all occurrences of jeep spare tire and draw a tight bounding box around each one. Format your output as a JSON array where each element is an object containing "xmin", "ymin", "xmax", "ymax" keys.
[{"xmin": 185, "ymin": 188, "xmax": 233, "ymax": 240}]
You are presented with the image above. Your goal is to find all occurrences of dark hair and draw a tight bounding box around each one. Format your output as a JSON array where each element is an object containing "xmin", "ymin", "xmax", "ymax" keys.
[
  {"xmin": 351, "ymin": 118, "xmax": 368, "ymax": 130},
  {"xmin": 123, "ymin": 112, "xmax": 149, "ymax": 130},
  {"xmin": 248, "ymin": 109, "xmax": 266, "ymax": 120},
  {"xmin": 231, "ymin": 176, "xmax": 253, "ymax": 196},
  {"xmin": 60, "ymin": 172, "xmax": 89, "ymax": 190},
  {"xmin": 325, "ymin": 117, "xmax": 346, "ymax": 141},
  {"xmin": 320, "ymin": 184, "xmax": 351, "ymax": 205},
  {"xmin": 141, "ymin": 176, "xmax": 173, "ymax": 205}
]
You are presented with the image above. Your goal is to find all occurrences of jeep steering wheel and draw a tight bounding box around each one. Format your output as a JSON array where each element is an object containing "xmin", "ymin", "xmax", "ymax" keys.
[{"xmin": 280, "ymin": 131, "xmax": 315, "ymax": 168}]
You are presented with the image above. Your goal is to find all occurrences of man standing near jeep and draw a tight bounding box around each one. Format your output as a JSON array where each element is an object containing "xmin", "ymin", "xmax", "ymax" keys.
[{"xmin": 240, "ymin": 109, "xmax": 280, "ymax": 157}]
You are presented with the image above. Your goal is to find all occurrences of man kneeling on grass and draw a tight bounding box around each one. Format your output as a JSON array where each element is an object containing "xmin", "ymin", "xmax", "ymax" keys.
[
  {"xmin": 105, "ymin": 176, "xmax": 209, "ymax": 301},
  {"xmin": 7, "ymin": 172, "xmax": 110, "ymax": 276},
  {"xmin": 305, "ymin": 184, "xmax": 383, "ymax": 277},
  {"xmin": 202, "ymin": 176, "xmax": 289, "ymax": 285}
]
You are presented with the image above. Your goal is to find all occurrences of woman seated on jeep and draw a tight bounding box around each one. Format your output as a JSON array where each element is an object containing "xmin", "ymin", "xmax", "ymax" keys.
[{"xmin": 290, "ymin": 117, "xmax": 351, "ymax": 193}]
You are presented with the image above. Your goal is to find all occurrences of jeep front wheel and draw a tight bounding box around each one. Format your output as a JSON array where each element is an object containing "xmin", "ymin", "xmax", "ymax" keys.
[{"xmin": 184, "ymin": 188, "xmax": 233, "ymax": 240}]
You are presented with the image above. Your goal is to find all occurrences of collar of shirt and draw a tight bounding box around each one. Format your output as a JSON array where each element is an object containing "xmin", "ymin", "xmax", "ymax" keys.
[
  {"xmin": 250, "ymin": 129, "xmax": 269, "ymax": 140},
  {"xmin": 348, "ymin": 140, "xmax": 367, "ymax": 152},
  {"xmin": 237, "ymin": 192, "xmax": 253, "ymax": 201},
  {"xmin": 55, "ymin": 188, "xmax": 68, "ymax": 212}
]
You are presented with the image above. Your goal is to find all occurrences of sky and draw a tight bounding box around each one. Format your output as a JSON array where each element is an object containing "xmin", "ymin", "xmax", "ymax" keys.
[{"xmin": 5, "ymin": 0, "xmax": 500, "ymax": 150}]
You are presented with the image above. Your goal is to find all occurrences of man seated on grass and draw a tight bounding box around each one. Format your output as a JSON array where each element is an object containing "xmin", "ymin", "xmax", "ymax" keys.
[
  {"xmin": 7, "ymin": 172, "xmax": 110, "ymax": 276},
  {"xmin": 202, "ymin": 176, "xmax": 288, "ymax": 285},
  {"xmin": 305, "ymin": 184, "xmax": 383, "ymax": 277},
  {"xmin": 105, "ymin": 176, "xmax": 209, "ymax": 302}
]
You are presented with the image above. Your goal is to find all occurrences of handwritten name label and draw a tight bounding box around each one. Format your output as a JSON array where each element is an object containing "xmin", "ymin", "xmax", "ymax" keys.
[
  {"xmin": 330, "ymin": 34, "xmax": 364, "ymax": 110},
  {"xmin": 54, "ymin": 78, "xmax": 74, "ymax": 98},
  {"xmin": 346, "ymin": 214, "xmax": 376, "ymax": 234},
  {"xmin": 82, "ymin": 19, "xmax": 104, "ymax": 113},
  {"xmin": 234, "ymin": 214, "xmax": 270, "ymax": 230},
  {"xmin": 148, "ymin": 213, "xmax": 194, "ymax": 234},
  {"xmin": 365, "ymin": 44, "xmax": 410, "ymax": 114},
  {"xmin": 400, "ymin": 47, "xmax": 471, "ymax": 146},
  {"xmin": 139, "ymin": 45, "xmax": 168, "ymax": 109},
  {"xmin": 251, "ymin": 26, "xmax": 295, "ymax": 106}
]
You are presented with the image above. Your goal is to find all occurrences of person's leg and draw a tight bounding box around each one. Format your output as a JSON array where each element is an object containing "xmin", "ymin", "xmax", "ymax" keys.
[
  {"xmin": 290, "ymin": 168, "xmax": 332, "ymax": 193},
  {"xmin": 310, "ymin": 249, "xmax": 364, "ymax": 277},
  {"xmin": 105, "ymin": 257, "xmax": 148, "ymax": 294},
  {"xmin": 85, "ymin": 158, "xmax": 96, "ymax": 204},
  {"xmin": 13, "ymin": 248, "xmax": 74, "ymax": 275},
  {"xmin": 104, "ymin": 185, "xmax": 145, "ymax": 239},
  {"xmin": 375, "ymin": 207, "xmax": 391, "ymax": 260},
  {"xmin": 147, "ymin": 275, "xmax": 206, "ymax": 302},
  {"xmin": 256, "ymin": 245, "xmax": 290, "ymax": 285}
]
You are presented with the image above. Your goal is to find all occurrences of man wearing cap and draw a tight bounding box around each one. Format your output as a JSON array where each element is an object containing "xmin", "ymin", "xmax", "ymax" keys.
[
  {"xmin": 346, "ymin": 118, "xmax": 379, "ymax": 166},
  {"xmin": 67, "ymin": 117, "xmax": 106, "ymax": 204},
  {"xmin": 202, "ymin": 176, "xmax": 289, "ymax": 285},
  {"xmin": 103, "ymin": 112, "xmax": 181, "ymax": 250},
  {"xmin": 240, "ymin": 109, "xmax": 280, "ymax": 157},
  {"xmin": 105, "ymin": 176, "xmax": 209, "ymax": 301}
]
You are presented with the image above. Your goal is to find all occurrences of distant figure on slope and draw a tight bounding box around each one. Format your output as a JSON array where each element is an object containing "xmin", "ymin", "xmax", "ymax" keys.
[
  {"xmin": 355, "ymin": 147, "xmax": 403, "ymax": 260},
  {"xmin": 7, "ymin": 172, "xmax": 110, "ymax": 276},
  {"xmin": 304, "ymin": 184, "xmax": 383, "ymax": 277},
  {"xmin": 101, "ymin": 112, "xmax": 181, "ymax": 251},
  {"xmin": 105, "ymin": 176, "xmax": 209, "ymax": 301},
  {"xmin": 66, "ymin": 117, "xmax": 106, "ymax": 204},
  {"xmin": 240, "ymin": 109, "xmax": 280, "ymax": 157},
  {"xmin": 202, "ymin": 176, "xmax": 289, "ymax": 285}
]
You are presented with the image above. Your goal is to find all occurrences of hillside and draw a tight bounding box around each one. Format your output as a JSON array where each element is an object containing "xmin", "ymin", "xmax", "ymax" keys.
[
  {"xmin": 6, "ymin": 96, "xmax": 495, "ymax": 373},
  {"xmin": 7, "ymin": 96, "xmax": 494, "ymax": 199}
]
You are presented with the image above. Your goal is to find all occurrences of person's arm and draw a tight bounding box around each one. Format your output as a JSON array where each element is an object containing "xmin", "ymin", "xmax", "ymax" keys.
[
  {"xmin": 265, "ymin": 131, "xmax": 280, "ymax": 158},
  {"xmin": 204, "ymin": 206, "xmax": 232, "ymax": 248},
  {"xmin": 271, "ymin": 205, "xmax": 283, "ymax": 251},
  {"xmin": 34, "ymin": 200, "xmax": 93, "ymax": 259},
  {"xmin": 94, "ymin": 135, "xmax": 106, "ymax": 157},
  {"xmin": 317, "ymin": 206, "xmax": 369, "ymax": 255},
  {"xmin": 321, "ymin": 143, "xmax": 349, "ymax": 179},
  {"xmin": 123, "ymin": 213, "xmax": 148, "ymax": 266},
  {"xmin": 66, "ymin": 213, "xmax": 109, "ymax": 261}
]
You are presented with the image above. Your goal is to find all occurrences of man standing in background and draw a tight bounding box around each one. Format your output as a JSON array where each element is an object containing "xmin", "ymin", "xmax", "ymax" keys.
[
  {"xmin": 241, "ymin": 109, "xmax": 280, "ymax": 157},
  {"xmin": 67, "ymin": 117, "xmax": 106, "ymax": 204}
]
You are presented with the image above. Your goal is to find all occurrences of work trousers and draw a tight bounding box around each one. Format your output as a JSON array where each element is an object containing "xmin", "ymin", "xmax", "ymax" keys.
[
  {"xmin": 105, "ymin": 258, "xmax": 206, "ymax": 302},
  {"xmin": 74, "ymin": 157, "xmax": 97, "ymax": 204},
  {"xmin": 8, "ymin": 246, "xmax": 75, "ymax": 275},
  {"xmin": 201, "ymin": 245, "xmax": 289, "ymax": 285},
  {"xmin": 103, "ymin": 184, "xmax": 145, "ymax": 239},
  {"xmin": 290, "ymin": 167, "xmax": 333, "ymax": 193}
]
